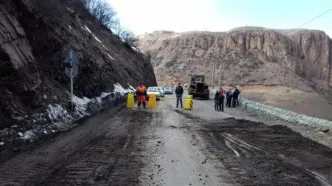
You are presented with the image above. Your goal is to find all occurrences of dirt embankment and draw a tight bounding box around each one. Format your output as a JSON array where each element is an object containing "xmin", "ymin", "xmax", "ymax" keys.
[{"xmin": 0, "ymin": 0, "xmax": 156, "ymax": 129}]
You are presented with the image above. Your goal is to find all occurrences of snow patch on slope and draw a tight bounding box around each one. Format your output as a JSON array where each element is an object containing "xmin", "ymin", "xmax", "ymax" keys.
[
  {"xmin": 47, "ymin": 104, "xmax": 71, "ymax": 122},
  {"xmin": 0, "ymin": 83, "xmax": 136, "ymax": 150},
  {"xmin": 102, "ymin": 45, "xmax": 109, "ymax": 51},
  {"xmin": 114, "ymin": 83, "xmax": 135, "ymax": 95},
  {"xmin": 107, "ymin": 53, "xmax": 114, "ymax": 60},
  {"xmin": 84, "ymin": 25, "xmax": 102, "ymax": 43},
  {"xmin": 21, "ymin": 131, "xmax": 35, "ymax": 141},
  {"xmin": 131, "ymin": 46, "xmax": 139, "ymax": 52}
]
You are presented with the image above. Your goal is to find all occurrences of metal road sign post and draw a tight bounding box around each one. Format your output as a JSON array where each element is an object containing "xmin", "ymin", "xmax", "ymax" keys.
[{"xmin": 64, "ymin": 49, "xmax": 79, "ymax": 110}]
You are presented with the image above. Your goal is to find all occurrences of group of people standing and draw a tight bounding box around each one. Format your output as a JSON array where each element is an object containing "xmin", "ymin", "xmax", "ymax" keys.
[{"xmin": 214, "ymin": 87, "xmax": 241, "ymax": 112}]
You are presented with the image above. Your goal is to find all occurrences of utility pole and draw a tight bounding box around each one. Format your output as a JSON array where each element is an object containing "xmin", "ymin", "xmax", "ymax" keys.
[
  {"xmin": 218, "ymin": 61, "xmax": 222, "ymax": 87},
  {"xmin": 212, "ymin": 60, "xmax": 215, "ymax": 88},
  {"xmin": 70, "ymin": 50, "xmax": 73, "ymax": 110}
]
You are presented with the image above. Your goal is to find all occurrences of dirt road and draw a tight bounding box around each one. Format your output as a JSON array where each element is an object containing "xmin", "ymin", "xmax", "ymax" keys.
[{"xmin": 1, "ymin": 95, "xmax": 332, "ymax": 186}]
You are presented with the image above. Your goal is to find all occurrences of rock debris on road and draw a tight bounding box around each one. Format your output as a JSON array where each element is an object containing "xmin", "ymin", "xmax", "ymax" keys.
[{"xmin": 1, "ymin": 96, "xmax": 332, "ymax": 186}]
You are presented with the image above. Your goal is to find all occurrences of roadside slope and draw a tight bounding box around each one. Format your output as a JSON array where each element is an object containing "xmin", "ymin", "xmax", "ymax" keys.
[{"xmin": 0, "ymin": 0, "xmax": 156, "ymax": 129}]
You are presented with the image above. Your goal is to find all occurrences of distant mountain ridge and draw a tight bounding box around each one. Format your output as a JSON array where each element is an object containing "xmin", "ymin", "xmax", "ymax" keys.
[{"xmin": 136, "ymin": 27, "xmax": 332, "ymax": 95}]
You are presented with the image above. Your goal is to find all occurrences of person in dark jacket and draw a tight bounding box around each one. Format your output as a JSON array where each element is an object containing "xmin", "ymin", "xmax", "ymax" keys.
[
  {"xmin": 190, "ymin": 74, "xmax": 196, "ymax": 85},
  {"xmin": 232, "ymin": 87, "xmax": 240, "ymax": 107},
  {"xmin": 219, "ymin": 88, "xmax": 225, "ymax": 112},
  {"xmin": 214, "ymin": 90, "xmax": 220, "ymax": 111},
  {"xmin": 175, "ymin": 83, "xmax": 184, "ymax": 108},
  {"xmin": 226, "ymin": 89, "xmax": 232, "ymax": 107}
]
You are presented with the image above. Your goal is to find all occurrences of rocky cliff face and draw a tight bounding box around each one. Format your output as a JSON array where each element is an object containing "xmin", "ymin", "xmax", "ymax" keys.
[
  {"xmin": 0, "ymin": 0, "xmax": 156, "ymax": 129},
  {"xmin": 137, "ymin": 27, "xmax": 331, "ymax": 93}
]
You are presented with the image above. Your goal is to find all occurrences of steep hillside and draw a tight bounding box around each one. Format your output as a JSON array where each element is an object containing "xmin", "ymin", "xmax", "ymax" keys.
[
  {"xmin": 0, "ymin": 0, "xmax": 156, "ymax": 129},
  {"xmin": 137, "ymin": 28, "xmax": 332, "ymax": 94}
]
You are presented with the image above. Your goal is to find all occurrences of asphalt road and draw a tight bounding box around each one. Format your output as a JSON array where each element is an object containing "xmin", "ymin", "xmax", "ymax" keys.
[{"xmin": 1, "ymin": 94, "xmax": 332, "ymax": 186}]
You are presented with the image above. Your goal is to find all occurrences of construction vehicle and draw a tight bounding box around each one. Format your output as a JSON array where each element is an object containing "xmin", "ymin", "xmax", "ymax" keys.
[{"xmin": 188, "ymin": 75, "xmax": 210, "ymax": 100}]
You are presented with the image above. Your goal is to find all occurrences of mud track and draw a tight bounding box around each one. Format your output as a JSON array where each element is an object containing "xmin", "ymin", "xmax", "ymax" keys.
[
  {"xmin": 38, "ymin": 110, "xmax": 153, "ymax": 186},
  {"xmin": 176, "ymin": 111, "xmax": 332, "ymax": 186},
  {"xmin": 0, "ymin": 108, "xmax": 158, "ymax": 186},
  {"xmin": 1, "ymin": 99, "xmax": 332, "ymax": 186}
]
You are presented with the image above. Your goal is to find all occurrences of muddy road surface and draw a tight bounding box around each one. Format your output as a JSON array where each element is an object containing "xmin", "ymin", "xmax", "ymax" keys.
[{"xmin": 1, "ymin": 95, "xmax": 332, "ymax": 186}]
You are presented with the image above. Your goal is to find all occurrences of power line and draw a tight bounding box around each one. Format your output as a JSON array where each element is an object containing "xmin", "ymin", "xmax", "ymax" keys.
[{"xmin": 296, "ymin": 8, "xmax": 332, "ymax": 29}]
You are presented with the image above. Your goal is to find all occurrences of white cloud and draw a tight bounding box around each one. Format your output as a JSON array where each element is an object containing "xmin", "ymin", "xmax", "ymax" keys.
[{"xmin": 107, "ymin": 0, "xmax": 240, "ymax": 35}]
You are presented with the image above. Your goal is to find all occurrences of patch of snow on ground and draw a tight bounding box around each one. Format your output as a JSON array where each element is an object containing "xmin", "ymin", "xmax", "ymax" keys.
[
  {"xmin": 120, "ymin": 38, "xmax": 125, "ymax": 42},
  {"xmin": 101, "ymin": 92, "xmax": 110, "ymax": 98},
  {"xmin": 47, "ymin": 104, "xmax": 69, "ymax": 122},
  {"xmin": 96, "ymin": 97, "xmax": 102, "ymax": 103},
  {"xmin": 18, "ymin": 132, "xmax": 23, "ymax": 137},
  {"xmin": 66, "ymin": 7, "xmax": 73, "ymax": 13},
  {"xmin": 22, "ymin": 131, "xmax": 35, "ymax": 140},
  {"xmin": 84, "ymin": 25, "xmax": 103, "ymax": 43},
  {"xmin": 127, "ymin": 83, "xmax": 136, "ymax": 91},
  {"xmin": 93, "ymin": 35, "xmax": 102, "ymax": 43},
  {"xmin": 68, "ymin": 25, "xmax": 72, "ymax": 30},
  {"xmin": 113, "ymin": 83, "xmax": 133, "ymax": 95},
  {"xmin": 84, "ymin": 25, "xmax": 92, "ymax": 34},
  {"xmin": 102, "ymin": 45, "xmax": 109, "ymax": 50},
  {"xmin": 72, "ymin": 95, "xmax": 91, "ymax": 117},
  {"xmin": 107, "ymin": 53, "xmax": 114, "ymax": 60},
  {"xmin": 131, "ymin": 46, "xmax": 139, "ymax": 52},
  {"xmin": 0, "ymin": 142, "xmax": 4, "ymax": 146}
]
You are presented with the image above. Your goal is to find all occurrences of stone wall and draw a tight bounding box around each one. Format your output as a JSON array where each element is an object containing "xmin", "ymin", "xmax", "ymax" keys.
[{"xmin": 239, "ymin": 97, "xmax": 332, "ymax": 130}]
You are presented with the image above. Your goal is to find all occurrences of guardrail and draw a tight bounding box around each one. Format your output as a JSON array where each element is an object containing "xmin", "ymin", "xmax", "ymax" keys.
[{"xmin": 238, "ymin": 97, "xmax": 332, "ymax": 130}]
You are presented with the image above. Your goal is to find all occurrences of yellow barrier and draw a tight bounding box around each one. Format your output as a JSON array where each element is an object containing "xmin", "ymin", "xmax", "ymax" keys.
[
  {"xmin": 126, "ymin": 93, "xmax": 135, "ymax": 108},
  {"xmin": 148, "ymin": 94, "xmax": 157, "ymax": 109},
  {"xmin": 184, "ymin": 95, "xmax": 193, "ymax": 110}
]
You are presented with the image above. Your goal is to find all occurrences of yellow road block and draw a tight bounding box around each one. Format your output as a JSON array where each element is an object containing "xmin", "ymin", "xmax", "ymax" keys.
[
  {"xmin": 148, "ymin": 94, "xmax": 157, "ymax": 109},
  {"xmin": 126, "ymin": 93, "xmax": 135, "ymax": 109},
  {"xmin": 184, "ymin": 95, "xmax": 193, "ymax": 110}
]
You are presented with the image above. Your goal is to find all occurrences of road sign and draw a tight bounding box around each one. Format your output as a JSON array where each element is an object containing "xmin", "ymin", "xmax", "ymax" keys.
[
  {"xmin": 65, "ymin": 64, "xmax": 78, "ymax": 78},
  {"xmin": 64, "ymin": 50, "xmax": 79, "ymax": 78},
  {"xmin": 63, "ymin": 49, "xmax": 79, "ymax": 110}
]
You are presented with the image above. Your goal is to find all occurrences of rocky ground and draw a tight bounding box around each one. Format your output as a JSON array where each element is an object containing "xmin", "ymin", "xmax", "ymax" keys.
[{"xmin": 1, "ymin": 93, "xmax": 332, "ymax": 186}]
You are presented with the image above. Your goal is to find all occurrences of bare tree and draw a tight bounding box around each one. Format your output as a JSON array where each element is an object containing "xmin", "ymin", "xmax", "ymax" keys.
[
  {"xmin": 82, "ymin": 0, "xmax": 117, "ymax": 28},
  {"xmin": 82, "ymin": 0, "xmax": 138, "ymax": 47},
  {"xmin": 112, "ymin": 18, "xmax": 123, "ymax": 36},
  {"xmin": 120, "ymin": 29, "xmax": 137, "ymax": 46}
]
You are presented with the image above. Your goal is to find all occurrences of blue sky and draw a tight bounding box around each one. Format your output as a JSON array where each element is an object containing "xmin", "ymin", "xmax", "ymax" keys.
[{"xmin": 107, "ymin": 0, "xmax": 332, "ymax": 36}]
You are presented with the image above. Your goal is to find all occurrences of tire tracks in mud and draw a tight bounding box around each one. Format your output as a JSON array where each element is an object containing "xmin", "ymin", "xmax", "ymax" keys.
[
  {"xmin": 0, "ymin": 109, "xmax": 160, "ymax": 186},
  {"xmin": 175, "ymin": 110, "xmax": 332, "ymax": 186},
  {"xmin": 37, "ymin": 110, "xmax": 156, "ymax": 186}
]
